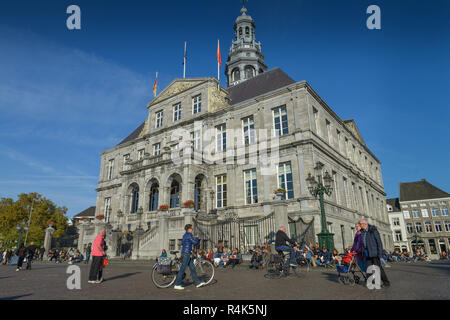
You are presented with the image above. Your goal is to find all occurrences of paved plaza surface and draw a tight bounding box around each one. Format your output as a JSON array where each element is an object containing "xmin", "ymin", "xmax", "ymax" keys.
[{"xmin": 0, "ymin": 260, "xmax": 449, "ymax": 300}]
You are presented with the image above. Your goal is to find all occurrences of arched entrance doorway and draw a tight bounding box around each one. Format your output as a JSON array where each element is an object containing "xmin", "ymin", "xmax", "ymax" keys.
[
  {"xmin": 194, "ymin": 175, "xmax": 207, "ymax": 212},
  {"xmin": 168, "ymin": 174, "xmax": 182, "ymax": 209}
]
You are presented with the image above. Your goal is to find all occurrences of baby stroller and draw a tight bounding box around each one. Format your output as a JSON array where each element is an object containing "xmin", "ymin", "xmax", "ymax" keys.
[{"xmin": 336, "ymin": 252, "xmax": 367, "ymax": 286}]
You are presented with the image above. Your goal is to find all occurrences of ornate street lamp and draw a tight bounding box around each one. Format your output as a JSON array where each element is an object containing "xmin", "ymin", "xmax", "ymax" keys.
[
  {"xmin": 16, "ymin": 219, "xmax": 28, "ymax": 251},
  {"xmin": 115, "ymin": 209, "xmax": 123, "ymax": 232},
  {"xmin": 306, "ymin": 162, "xmax": 335, "ymax": 251}
]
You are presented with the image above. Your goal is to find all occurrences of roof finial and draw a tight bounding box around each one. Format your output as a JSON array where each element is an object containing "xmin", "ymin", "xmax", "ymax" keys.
[{"xmin": 241, "ymin": 0, "xmax": 248, "ymax": 14}]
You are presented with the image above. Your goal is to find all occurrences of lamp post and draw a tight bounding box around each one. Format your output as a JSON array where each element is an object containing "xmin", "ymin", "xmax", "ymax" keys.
[
  {"xmin": 16, "ymin": 219, "xmax": 28, "ymax": 252},
  {"xmin": 306, "ymin": 162, "xmax": 335, "ymax": 251},
  {"xmin": 136, "ymin": 207, "xmax": 144, "ymax": 259}
]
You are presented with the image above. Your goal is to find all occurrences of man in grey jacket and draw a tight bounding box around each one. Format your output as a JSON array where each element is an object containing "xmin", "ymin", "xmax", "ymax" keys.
[{"xmin": 359, "ymin": 219, "xmax": 390, "ymax": 287}]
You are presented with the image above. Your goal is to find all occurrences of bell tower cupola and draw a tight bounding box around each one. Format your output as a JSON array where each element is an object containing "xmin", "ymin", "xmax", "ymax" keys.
[{"xmin": 225, "ymin": 3, "xmax": 268, "ymax": 87}]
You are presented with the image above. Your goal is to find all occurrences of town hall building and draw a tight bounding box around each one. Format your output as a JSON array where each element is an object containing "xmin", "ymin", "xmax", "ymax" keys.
[{"xmin": 77, "ymin": 4, "xmax": 392, "ymax": 259}]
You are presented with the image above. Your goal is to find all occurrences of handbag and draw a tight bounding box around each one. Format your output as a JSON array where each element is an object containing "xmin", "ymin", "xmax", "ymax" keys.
[{"xmin": 103, "ymin": 258, "xmax": 108, "ymax": 267}]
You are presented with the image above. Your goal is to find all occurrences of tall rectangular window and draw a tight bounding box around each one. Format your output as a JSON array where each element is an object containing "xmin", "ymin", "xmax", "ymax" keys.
[
  {"xmin": 216, "ymin": 124, "xmax": 226, "ymax": 152},
  {"xmin": 153, "ymin": 143, "xmax": 161, "ymax": 156},
  {"xmin": 395, "ymin": 231, "xmax": 402, "ymax": 241},
  {"xmin": 342, "ymin": 177, "xmax": 349, "ymax": 207},
  {"xmin": 122, "ymin": 154, "xmax": 130, "ymax": 170},
  {"xmin": 242, "ymin": 116, "xmax": 256, "ymax": 145},
  {"xmin": 192, "ymin": 95, "xmax": 202, "ymax": 114},
  {"xmin": 278, "ymin": 162, "xmax": 294, "ymax": 200},
  {"xmin": 393, "ymin": 218, "xmax": 400, "ymax": 226},
  {"xmin": 326, "ymin": 119, "xmax": 332, "ymax": 146},
  {"xmin": 442, "ymin": 208, "xmax": 449, "ymax": 216},
  {"xmin": 216, "ymin": 175, "xmax": 227, "ymax": 208},
  {"xmin": 191, "ymin": 130, "xmax": 201, "ymax": 150},
  {"xmin": 333, "ymin": 171, "xmax": 340, "ymax": 205},
  {"xmin": 412, "ymin": 209, "xmax": 420, "ymax": 218},
  {"xmin": 406, "ymin": 222, "xmax": 413, "ymax": 233},
  {"xmin": 107, "ymin": 159, "xmax": 114, "ymax": 180},
  {"xmin": 273, "ymin": 105, "xmax": 289, "ymax": 136},
  {"xmin": 138, "ymin": 149, "xmax": 145, "ymax": 160},
  {"xmin": 432, "ymin": 208, "xmax": 439, "ymax": 217},
  {"xmin": 434, "ymin": 221, "xmax": 443, "ymax": 232},
  {"xmin": 313, "ymin": 107, "xmax": 320, "ymax": 136},
  {"xmin": 173, "ymin": 103, "xmax": 182, "ymax": 121},
  {"xmin": 403, "ymin": 211, "xmax": 410, "ymax": 219},
  {"xmin": 104, "ymin": 197, "xmax": 111, "ymax": 222},
  {"xmin": 421, "ymin": 208, "xmax": 429, "ymax": 218},
  {"xmin": 155, "ymin": 110, "xmax": 163, "ymax": 128},
  {"xmin": 444, "ymin": 220, "xmax": 450, "ymax": 232},
  {"xmin": 244, "ymin": 169, "xmax": 258, "ymax": 205},
  {"xmin": 425, "ymin": 221, "xmax": 432, "ymax": 233},
  {"xmin": 415, "ymin": 222, "xmax": 423, "ymax": 233}
]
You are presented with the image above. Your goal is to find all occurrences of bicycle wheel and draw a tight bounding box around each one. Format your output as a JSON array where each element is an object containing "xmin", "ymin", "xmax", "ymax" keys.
[
  {"xmin": 291, "ymin": 265, "xmax": 305, "ymax": 278},
  {"xmin": 151, "ymin": 264, "xmax": 177, "ymax": 288},
  {"xmin": 264, "ymin": 261, "xmax": 283, "ymax": 279},
  {"xmin": 194, "ymin": 260, "xmax": 215, "ymax": 285}
]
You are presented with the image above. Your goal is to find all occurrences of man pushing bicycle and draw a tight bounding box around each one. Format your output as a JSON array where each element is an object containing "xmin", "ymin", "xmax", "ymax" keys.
[
  {"xmin": 275, "ymin": 226, "xmax": 298, "ymax": 267},
  {"xmin": 173, "ymin": 224, "xmax": 206, "ymax": 290}
]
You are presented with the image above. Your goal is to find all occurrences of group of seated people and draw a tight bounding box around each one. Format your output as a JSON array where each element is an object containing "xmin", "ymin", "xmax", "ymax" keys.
[
  {"xmin": 199, "ymin": 244, "xmax": 243, "ymax": 268},
  {"xmin": 48, "ymin": 248, "xmax": 84, "ymax": 264},
  {"xmin": 390, "ymin": 248, "xmax": 430, "ymax": 262}
]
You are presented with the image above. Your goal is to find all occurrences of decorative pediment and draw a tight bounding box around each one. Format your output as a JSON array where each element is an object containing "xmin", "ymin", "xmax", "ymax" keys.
[
  {"xmin": 147, "ymin": 79, "xmax": 207, "ymax": 108},
  {"xmin": 343, "ymin": 119, "xmax": 365, "ymax": 146}
]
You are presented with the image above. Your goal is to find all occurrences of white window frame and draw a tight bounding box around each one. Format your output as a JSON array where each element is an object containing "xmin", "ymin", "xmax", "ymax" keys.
[
  {"xmin": 421, "ymin": 208, "xmax": 429, "ymax": 218},
  {"xmin": 153, "ymin": 143, "xmax": 161, "ymax": 156},
  {"xmin": 216, "ymin": 124, "xmax": 226, "ymax": 152},
  {"xmin": 442, "ymin": 207, "xmax": 449, "ymax": 216},
  {"xmin": 277, "ymin": 162, "xmax": 294, "ymax": 200},
  {"xmin": 244, "ymin": 169, "xmax": 258, "ymax": 205},
  {"xmin": 107, "ymin": 159, "xmax": 114, "ymax": 180},
  {"xmin": 104, "ymin": 197, "xmax": 111, "ymax": 222},
  {"xmin": 242, "ymin": 116, "xmax": 256, "ymax": 145},
  {"xmin": 403, "ymin": 210, "xmax": 410, "ymax": 219},
  {"xmin": 138, "ymin": 149, "xmax": 145, "ymax": 160},
  {"xmin": 123, "ymin": 154, "xmax": 130, "ymax": 170},
  {"xmin": 192, "ymin": 95, "xmax": 202, "ymax": 114},
  {"xmin": 272, "ymin": 105, "xmax": 289, "ymax": 137},
  {"xmin": 434, "ymin": 221, "xmax": 443, "ymax": 232},
  {"xmin": 424, "ymin": 221, "xmax": 432, "ymax": 233},
  {"xmin": 173, "ymin": 103, "xmax": 182, "ymax": 121},
  {"xmin": 216, "ymin": 175, "xmax": 227, "ymax": 208},
  {"xmin": 155, "ymin": 110, "xmax": 163, "ymax": 128}
]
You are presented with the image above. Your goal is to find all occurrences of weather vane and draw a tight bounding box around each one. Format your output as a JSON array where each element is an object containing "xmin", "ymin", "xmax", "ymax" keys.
[{"xmin": 241, "ymin": 0, "xmax": 248, "ymax": 8}]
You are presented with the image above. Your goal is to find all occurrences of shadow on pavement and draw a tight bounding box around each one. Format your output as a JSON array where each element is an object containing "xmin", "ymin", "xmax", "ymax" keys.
[
  {"xmin": 0, "ymin": 293, "xmax": 33, "ymax": 300},
  {"xmin": 106, "ymin": 272, "xmax": 141, "ymax": 281},
  {"xmin": 322, "ymin": 272, "xmax": 340, "ymax": 284}
]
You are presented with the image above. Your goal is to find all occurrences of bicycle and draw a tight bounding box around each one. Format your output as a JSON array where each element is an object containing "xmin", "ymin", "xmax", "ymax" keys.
[
  {"xmin": 151, "ymin": 249, "xmax": 215, "ymax": 288},
  {"xmin": 264, "ymin": 246, "xmax": 305, "ymax": 279}
]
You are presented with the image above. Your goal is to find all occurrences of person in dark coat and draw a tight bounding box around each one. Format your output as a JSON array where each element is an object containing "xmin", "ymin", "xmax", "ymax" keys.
[
  {"xmin": 26, "ymin": 242, "xmax": 37, "ymax": 270},
  {"xmin": 16, "ymin": 244, "xmax": 26, "ymax": 272},
  {"xmin": 359, "ymin": 219, "xmax": 390, "ymax": 287}
]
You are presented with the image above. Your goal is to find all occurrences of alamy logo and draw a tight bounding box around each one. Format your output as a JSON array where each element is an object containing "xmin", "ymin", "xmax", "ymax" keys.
[
  {"xmin": 66, "ymin": 265, "xmax": 81, "ymax": 290},
  {"xmin": 366, "ymin": 5, "xmax": 381, "ymax": 30},
  {"xmin": 366, "ymin": 265, "xmax": 381, "ymax": 289},
  {"xmin": 66, "ymin": 5, "xmax": 81, "ymax": 30}
]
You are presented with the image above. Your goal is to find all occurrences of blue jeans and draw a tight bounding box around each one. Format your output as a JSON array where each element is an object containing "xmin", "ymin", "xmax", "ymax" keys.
[
  {"xmin": 84, "ymin": 253, "xmax": 90, "ymax": 264},
  {"xmin": 275, "ymin": 246, "xmax": 297, "ymax": 265},
  {"xmin": 174, "ymin": 253, "xmax": 200, "ymax": 287}
]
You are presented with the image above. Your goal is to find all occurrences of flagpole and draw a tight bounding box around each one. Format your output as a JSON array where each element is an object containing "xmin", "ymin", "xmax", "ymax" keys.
[
  {"xmin": 155, "ymin": 72, "xmax": 158, "ymax": 96},
  {"xmin": 217, "ymin": 39, "xmax": 220, "ymax": 89},
  {"xmin": 183, "ymin": 41, "xmax": 187, "ymax": 79}
]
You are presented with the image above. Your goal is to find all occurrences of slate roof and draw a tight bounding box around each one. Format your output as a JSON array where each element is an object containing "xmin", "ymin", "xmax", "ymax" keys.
[
  {"xmin": 116, "ymin": 122, "xmax": 146, "ymax": 147},
  {"xmin": 399, "ymin": 179, "xmax": 449, "ymax": 202},
  {"xmin": 386, "ymin": 198, "xmax": 401, "ymax": 212},
  {"xmin": 227, "ymin": 67, "xmax": 296, "ymax": 105},
  {"xmin": 73, "ymin": 206, "xmax": 96, "ymax": 218}
]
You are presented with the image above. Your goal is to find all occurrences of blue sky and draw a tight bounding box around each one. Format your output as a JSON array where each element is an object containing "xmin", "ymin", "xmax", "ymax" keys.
[{"xmin": 0, "ymin": 0, "xmax": 449, "ymax": 218}]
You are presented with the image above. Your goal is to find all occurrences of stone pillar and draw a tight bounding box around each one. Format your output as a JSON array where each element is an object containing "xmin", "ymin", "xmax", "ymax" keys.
[
  {"xmin": 77, "ymin": 223, "xmax": 86, "ymax": 252},
  {"xmin": 272, "ymin": 196, "xmax": 289, "ymax": 233},
  {"xmin": 158, "ymin": 212, "xmax": 170, "ymax": 252},
  {"xmin": 104, "ymin": 223, "xmax": 114, "ymax": 256},
  {"xmin": 44, "ymin": 226, "xmax": 55, "ymax": 259},
  {"xmin": 183, "ymin": 209, "xmax": 196, "ymax": 227},
  {"xmin": 94, "ymin": 220, "xmax": 106, "ymax": 236}
]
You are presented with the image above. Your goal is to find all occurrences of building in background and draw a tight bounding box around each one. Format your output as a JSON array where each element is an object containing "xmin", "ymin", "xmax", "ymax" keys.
[
  {"xmin": 78, "ymin": 4, "xmax": 391, "ymax": 258},
  {"xmin": 387, "ymin": 198, "xmax": 410, "ymax": 252},
  {"xmin": 399, "ymin": 179, "xmax": 450, "ymax": 259}
]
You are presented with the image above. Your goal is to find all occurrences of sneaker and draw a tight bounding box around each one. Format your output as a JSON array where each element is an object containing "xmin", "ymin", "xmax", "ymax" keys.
[
  {"xmin": 88, "ymin": 280, "xmax": 96, "ymax": 284},
  {"xmin": 290, "ymin": 263, "xmax": 298, "ymax": 267},
  {"xmin": 174, "ymin": 285, "xmax": 184, "ymax": 290},
  {"xmin": 95, "ymin": 278, "xmax": 103, "ymax": 284},
  {"xmin": 196, "ymin": 282, "xmax": 206, "ymax": 288},
  {"xmin": 16, "ymin": 268, "xmax": 19, "ymax": 272}
]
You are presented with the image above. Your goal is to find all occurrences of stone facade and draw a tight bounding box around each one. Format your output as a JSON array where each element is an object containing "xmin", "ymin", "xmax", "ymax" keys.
[{"xmin": 86, "ymin": 6, "xmax": 392, "ymax": 259}]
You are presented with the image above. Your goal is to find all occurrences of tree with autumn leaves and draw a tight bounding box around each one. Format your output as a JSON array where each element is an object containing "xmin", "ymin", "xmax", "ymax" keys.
[{"xmin": 0, "ymin": 192, "xmax": 69, "ymax": 248}]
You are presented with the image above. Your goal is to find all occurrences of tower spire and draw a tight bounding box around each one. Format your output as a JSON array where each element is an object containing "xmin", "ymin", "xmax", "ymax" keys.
[{"xmin": 225, "ymin": 2, "xmax": 267, "ymax": 87}]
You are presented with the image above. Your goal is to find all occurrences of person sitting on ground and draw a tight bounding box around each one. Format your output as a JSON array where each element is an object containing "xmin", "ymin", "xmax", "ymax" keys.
[
  {"xmin": 249, "ymin": 248, "xmax": 263, "ymax": 269},
  {"xmin": 312, "ymin": 242, "xmax": 321, "ymax": 260},
  {"xmin": 221, "ymin": 248, "xmax": 230, "ymax": 268},
  {"xmin": 228, "ymin": 248, "xmax": 242, "ymax": 268},
  {"xmin": 212, "ymin": 248, "xmax": 221, "ymax": 267},
  {"xmin": 262, "ymin": 247, "xmax": 270, "ymax": 269},
  {"xmin": 204, "ymin": 249, "xmax": 213, "ymax": 262},
  {"xmin": 331, "ymin": 249, "xmax": 342, "ymax": 266},
  {"xmin": 301, "ymin": 242, "xmax": 317, "ymax": 267},
  {"xmin": 316, "ymin": 246, "xmax": 331, "ymax": 267},
  {"xmin": 160, "ymin": 249, "xmax": 168, "ymax": 258}
]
